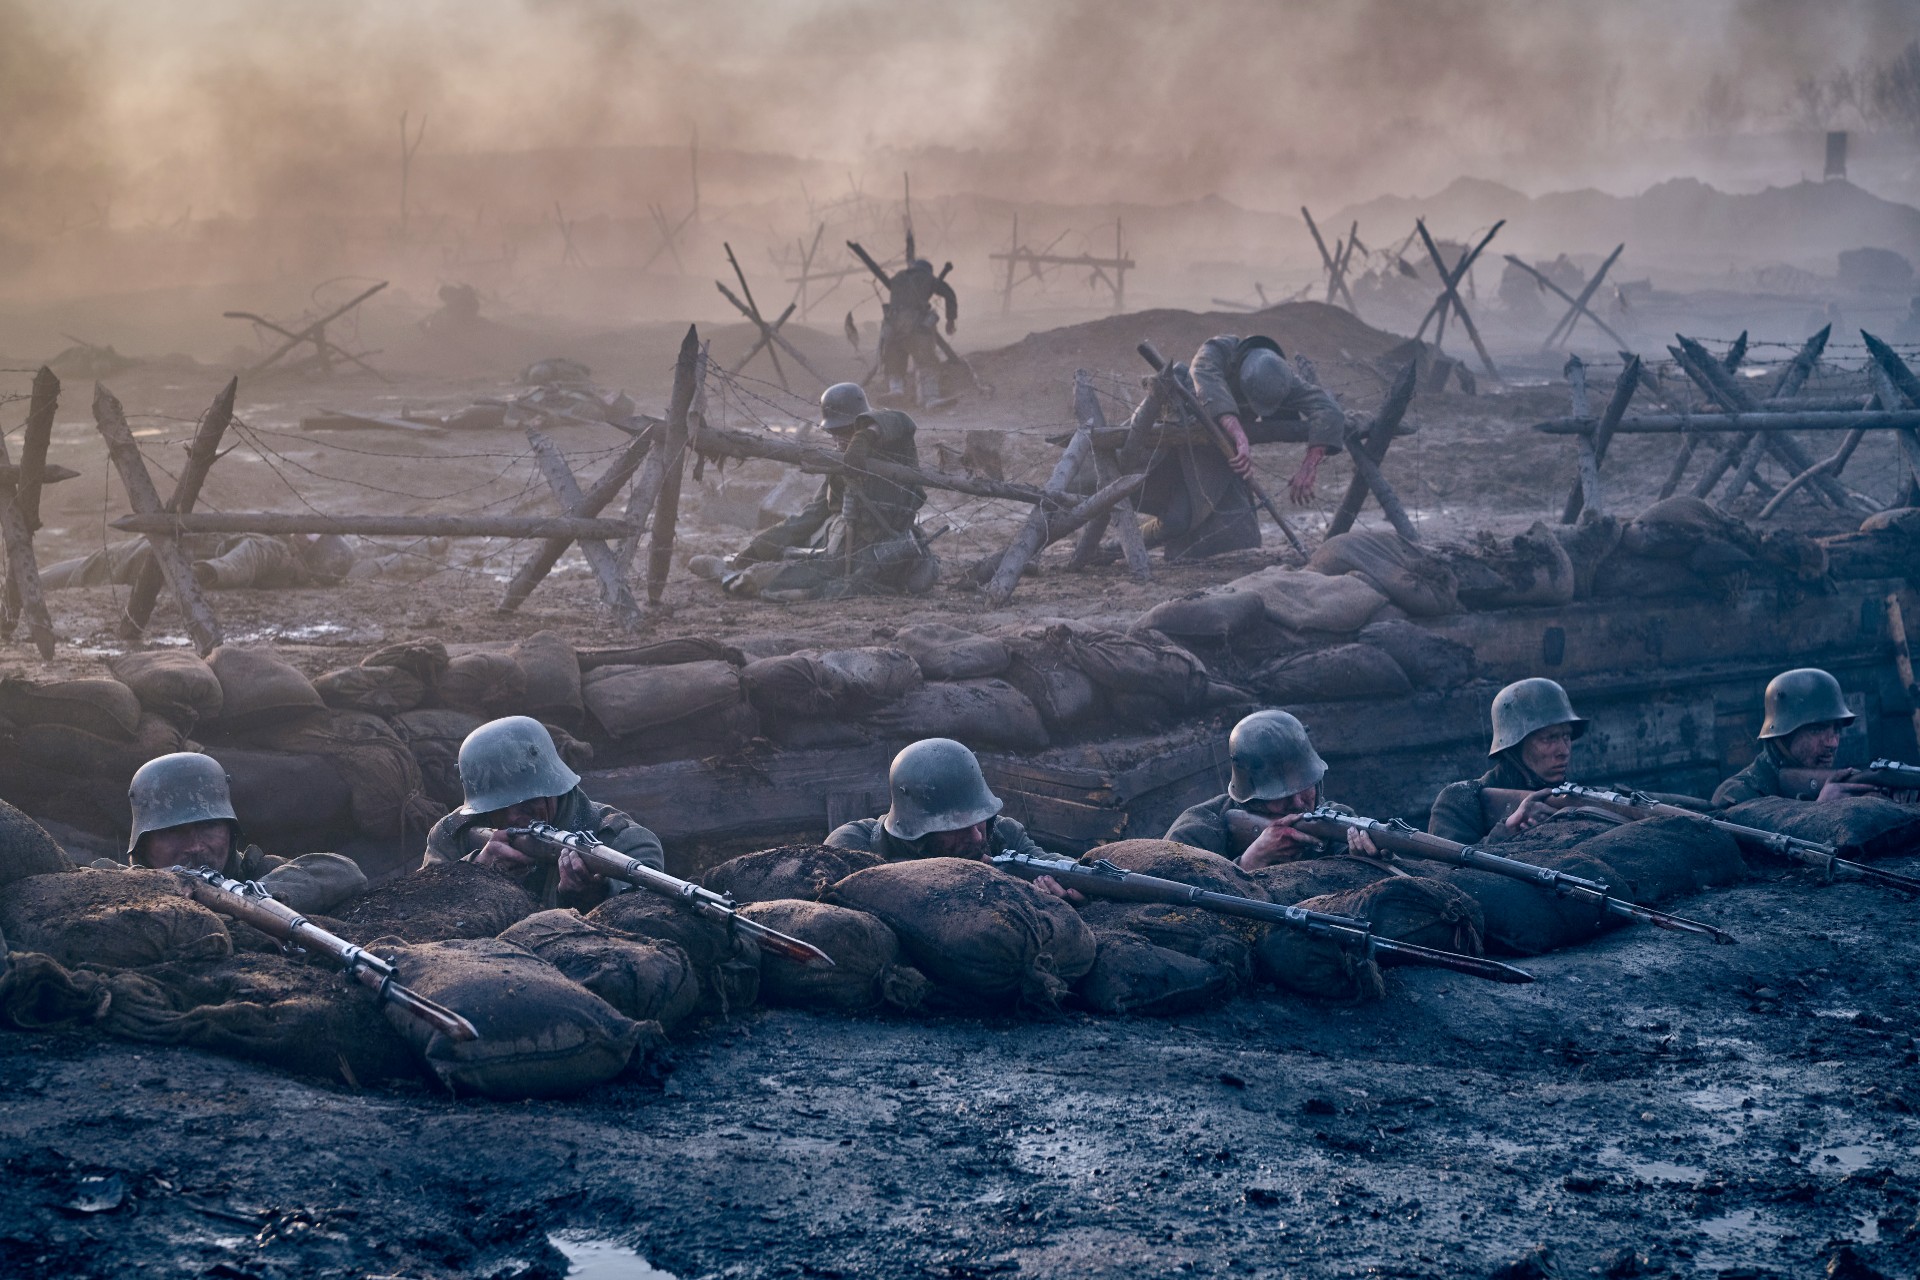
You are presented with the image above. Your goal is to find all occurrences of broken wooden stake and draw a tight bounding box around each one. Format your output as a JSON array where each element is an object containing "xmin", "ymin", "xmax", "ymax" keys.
[
  {"xmin": 502, "ymin": 428, "xmax": 653, "ymax": 614},
  {"xmin": 1326, "ymin": 360, "xmax": 1418, "ymax": 539},
  {"xmin": 647, "ymin": 327, "xmax": 703, "ymax": 606},
  {"xmin": 524, "ymin": 429, "xmax": 643, "ymax": 629},
  {"xmin": 122, "ymin": 377, "xmax": 237, "ymax": 640}
]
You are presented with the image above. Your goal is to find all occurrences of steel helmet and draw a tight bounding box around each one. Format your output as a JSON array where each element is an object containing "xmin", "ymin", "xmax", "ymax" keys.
[
  {"xmin": 1488, "ymin": 678, "xmax": 1588, "ymax": 756},
  {"xmin": 1237, "ymin": 347, "xmax": 1296, "ymax": 420},
  {"xmin": 819, "ymin": 382, "xmax": 874, "ymax": 433},
  {"xmin": 457, "ymin": 716, "xmax": 581, "ymax": 815},
  {"xmin": 1227, "ymin": 710, "xmax": 1327, "ymax": 803},
  {"xmin": 127, "ymin": 751, "xmax": 238, "ymax": 857},
  {"xmin": 882, "ymin": 738, "xmax": 1002, "ymax": 842},
  {"xmin": 1759, "ymin": 668, "xmax": 1854, "ymax": 740}
]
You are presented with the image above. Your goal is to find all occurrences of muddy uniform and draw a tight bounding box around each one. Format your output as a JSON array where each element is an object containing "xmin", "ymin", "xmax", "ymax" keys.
[
  {"xmin": 825, "ymin": 814, "xmax": 1047, "ymax": 862},
  {"xmin": 880, "ymin": 262, "xmax": 958, "ymax": 390},
  {"xmin": 421, "ymin": 786, "xmax": 663, "ymax": 910},
  {"xmin": 1165, "ymin": 793, "xmax": 1354, "ymax": 860},
  {"xmin": 728, "ymin": 409, "xmax": 936, "ymax": 598},
  {"xmin": 43, "ymin": 534, "xmax": 352, "ymax": 591},
  {"xmin": 96, "ymin": 845, "xmax": 366, "ymax": 916},
  {"xmin": 1711, "ymin": 742, "xmax": 1808, "ymax": 808},
  {"xmin": 1127, "ymin": 335, "xmax": 1347, "ymax": 560},
  {"xmin": 1427, "ymin": 757, "xmax": 1552, "ymax": 845}
]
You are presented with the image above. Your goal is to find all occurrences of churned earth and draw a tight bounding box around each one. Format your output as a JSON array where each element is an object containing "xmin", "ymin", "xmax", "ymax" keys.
[{"xmin": 1, "ymin": 855, "xmax": 1916, "ymax": 1280}]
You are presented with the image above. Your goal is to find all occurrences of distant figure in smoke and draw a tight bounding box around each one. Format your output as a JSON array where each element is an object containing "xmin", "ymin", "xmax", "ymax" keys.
[
  {"xmin": 877, "ymin": 257, "xmax": 959, "ymax": 407},
  {"xmin": 1124, "ymin": 335, "xmax": 1348, "ymax": 560}
]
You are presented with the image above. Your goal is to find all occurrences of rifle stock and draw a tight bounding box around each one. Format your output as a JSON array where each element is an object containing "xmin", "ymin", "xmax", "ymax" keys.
[
  {"xmin": 176, "ymin": 867, "xmax": 478, "ymax": 1041},
  {"xmin": 993, "ymin": 851, "xmax": 1534, "ymax": 984},
  {"xmin": 474, "ymin": 824, "xmax": 836, "ymax": 967}
]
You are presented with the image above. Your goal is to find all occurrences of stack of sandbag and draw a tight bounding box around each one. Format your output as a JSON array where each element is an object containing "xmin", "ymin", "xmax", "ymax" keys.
[
  {"xmin": 0, "ymin": 868, "xmax": 233, "ymax": 968},
  {"xmin": 498, "ymin": 909, "xmax": 701, "ymax": 1030},
  {"xmin": 827, "ymin": 857, "xmax": 1095, "ymax": 1009},
  {"xmin": 702, "ymin": 844, "xmax": 884, "ymax": 904},
  {"xmin": 392, "ymin": 708, "xmax": 486, "ymax": 808},
  {"xmin": 1354, "ymin": 619, "xmax": 1476, "ymax": 690},
  {"xmin": 1070, "ymin": 840, "xmax": 1262, "ymax": 1016},
  {"xmin": 1439, "ymin": 523, "xmax": 1576, "ymax": 610},
  {"xmin": 1292, "ymin": 876, "xmax": 1485, "ymax": 957},
  {"xmin": 739, "ymin": 899, "xmax": 932, "ymax": 1012},
  {"xmin": 582, "ymin": 659, "xmax": 758, "ymax": 760},
  {"xmin": 108, "ymin": 650, "xmax": 224, "ymax": 731},
  {"xmin": 891, "ymin": 623, "xmax": 1011, "ymax": 681},
  {"xmin": 0, "ymin": 676, "xmax": 181, "ymax": 837},
  {"xmin": 1822, "ymin": 507, "xmax": 1920, "ymax": 580},
  {"xmin": 1426, "ymin": 812, "xmax": 1632, "ymax": 955},
  {"xmin": 1570, "ymin": 816, "xmax": 1747, "ymax": 903},
  {"xmin": 740, "ymin": 651, "xmax": 865, "ymax": 748},
  {"xmin": 1597, "ymin": 497, "xmax": 1827, "ymax": 599},
  {"xmin": 587, "ymin": 891, "xmax": 761, "ymax": 1017},
  {"xmin": 866, "ymin": 675, "xmax": 1049, "ymax": 751},
  {"xmin": 1223, "ymin": 565, "xmax": 1389, "ymax": 637},
  {"xmin": 1252, "ymin": 855, "xmax": 1400, "ymax": 903},
  {"xmin": 1249, "ymin": 643, "xmax": 1411, "ymax": 704},
  {"xmin": 1309, "ymin": 530, "xmax": 1460, "ymax": 617},
  {"xmin": 332, "ymin": 861, "xmax": 538, "ymax": 943},
  {"xmin": 0, "ymin": 800, "xmax": 70, "ymax": 889},
  {"xmin": 231, "ymin": 706, "xmax": 445, "ymax": 845},
  {"xmin": 1722, "ymin": 795, "xmax": 1920, "ymax": 862},
  {"xmin": 1549, "ymin": 512, "xmax": 1624, "ymax": 600}
]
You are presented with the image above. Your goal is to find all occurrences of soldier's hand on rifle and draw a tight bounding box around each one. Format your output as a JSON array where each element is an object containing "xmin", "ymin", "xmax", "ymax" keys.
[
  {"xmin": 1220, "ymin": 414, "xmax": 1254, "ymax": 478},
  {"xmin": 1288, "ymin": 446, "xmax": 1326, "ymax": 505},
  {"xmin": 1236, "ymin": 814, "xmax": 1326, "ymax": 870},
  {"xmin": 1816, "ymin": 773, "xmax": 1879, "ymax": 803},
  {"xmin": 473, "ymin": 832, "xmax": 538, "ymax": 877},
  {"xmin": 555, "ymin": 849, "xmax": 606, "ymax": 894},
  {"xmin": 1504, "ymin": 789, "xmax": 1556, "ymax": 833},
  {"xmin": 1031, "ymin": 873, "xmax": 1085, "ymax": 905},
  {"xmin": 1344, "ymin": 827, "xmax": 1379, "ymax": 858}
]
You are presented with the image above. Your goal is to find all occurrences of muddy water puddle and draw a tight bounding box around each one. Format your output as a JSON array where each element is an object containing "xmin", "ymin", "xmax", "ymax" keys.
[{"xmin": 551, "ymin": 1234, "xmax": 681, "ymax": 1279}]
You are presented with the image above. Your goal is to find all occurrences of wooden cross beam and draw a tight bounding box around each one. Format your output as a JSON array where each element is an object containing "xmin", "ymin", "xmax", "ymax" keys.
[
  {"xmin": 1413, "ymin": 219, "xmax": 1501, "ymax": 383},
  {"xmin": 1068, "ymin": 371, "xmax": 1150, "ymax": 580},
  {"xmin": 523, "ymin": 429, "xmax": 642, "ymax": 629},
  {"xmin": 224, "ymin": 280, "xmax": 388, "ymax": 378},
  {"xmin": 1412, "ymin": 221, "xmax": 1504, "ymax": 342},
  {"xmin": 1326, "ymin": 360, "xmax": 1419, "ymax": 539},
  {"xmin": 1542, "ymin": 245, "xmax": 1625, "ymax": 349},
  {"xmin": 1301, "ymin": 206, "xmax": 1359, "ymax": 312},
  {"xmin": 93, "ymin": 384, "xmax": 223, "ymax": 655},
  {"xmin": 1671, "ymin": 335, "xmax": 1859, "ymax": 511},
  {"xmin": 122, "ymin": 377, "xmax": 237, "ymax": 640},
  {"xmin": 717, "ymin": 242, "xmax": 827, "ymax": 390},
  {"xmin": 1503, "ymin": 256, "xmax": 1629, "ymax": 351},
  {"xmin": 501, "ymin": 427, "xmax": 654, "ymax": 614}
]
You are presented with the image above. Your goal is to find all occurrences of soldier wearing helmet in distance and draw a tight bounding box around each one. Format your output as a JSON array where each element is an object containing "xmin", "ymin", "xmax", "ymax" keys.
[
  {"xmin": 1712, "ymin": 668, "xmax": 1873, "ymax": 807},
  {"xmin": 420, "ymin": 716, "xmax": 663, "ymax": 910},
  {"xmin": 1428, "ymin": 678, "xmax": 1589, "ymax": 844}
]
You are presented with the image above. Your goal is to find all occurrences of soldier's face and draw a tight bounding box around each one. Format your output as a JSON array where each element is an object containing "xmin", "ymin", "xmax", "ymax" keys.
[
  {"xmin": 1244, "ymin": 786, "xmax": 1318, "ymax": 819},
  {"xmin": 489, "ymin": 795, "xmax": 559, "ymax": 828},
  {"xmin": 1520, "ymin": 725, "xmax": 1575, "ymax": 783},
  {"xmin": 922, "ymin": 821, "xmax": 990, "ymax": 859},
  {"xmin": 138, "ymin": 819, "xmax": 235, "ymax": 871},
  {"xmin": 1782, "ymin": 722, "xmax": 1842, "ymax": 769}
]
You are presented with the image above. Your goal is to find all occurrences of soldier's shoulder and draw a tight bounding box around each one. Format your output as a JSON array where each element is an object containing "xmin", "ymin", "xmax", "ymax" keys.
[{"xmin": 825, "ymin": 818, "xmax": 882, "ymax": 851}]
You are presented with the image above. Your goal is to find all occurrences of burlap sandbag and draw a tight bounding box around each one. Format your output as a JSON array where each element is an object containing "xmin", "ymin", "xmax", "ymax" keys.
[
  {"xmin": 1252, "ymin": 856, "xmax": 1398, "ymax": 904},
  {"xmin": 0, "ymin": 799, "xmax": 70, "ymax": 890},
  {"xmin": 1075, "ymin": 929, "xmax": 1239, "ymax": 1017},
  {"xmin": 702, "ymin": 844, "xmax": 884, "ymax": 905},
  {"xmin": 1357, "ymin": 619, "xmax": 1476, "ymax": 690},
  {"xmin": 17, "ymin": 711, "xmax": 184, "ymax": 783},
  {"xmin": 1254, "ymin": 909, "xmax": 1387, "ymax": 1002},
  {"xmin": 393, "ymin": 709, "xmax": 485, "ymax": 808},
  {"xmin": 241, "ymin": 709, "xmax": 442, "ymax": 843},
  {"xmin": 0, "ymin": 868, "xmax": 231, "ymax": 968},
  {"xmin": 1571, "ymin": 816, "xmax": 1747, "ymax": 904},
  {"xmin": 741, "ymin": 654, "xmax": 849, "ymax": 720},
  {"xmin": 1444, "ymin": 522, "xmax": 1576, "ymax": 609},
  {"xmin": 333, "ymin": 861, "xmax": 537, "ymax": 943},
  {"xmin": 361, "ymin": 638, "xmax": 451, "ymax": 686},
  {"xmin": 1431, "ymin": 851, "xmax": 1631, "ymax": 955},
  {"xmin": 1075, "ymin": 839, "xmax": 1270, "ymax": 979},
  {"xmin": 816, "ymin": 647, "xmax": 923, "ymax": 709},
  {"xmin": 586, "ymin": 892, "xmax": 761, "ymax": 1017},
  {"xmin": 313, "ymin": 665, "xmax": 426, "ymax": 716},
  {"xmin": 0, "ymin": 676, "xmax": 142, "ymax": 739},
  {"xmin": 893, "ymin": 622, "xmax": 1011, "ymax": 681},
  {"xmin": 827, "ymin": 857, "xmax": 1094, "ymax": 1008},
  {"xmin": 1309, "ymin": 531, "xmax": 1459, "ymax": 618},
  {"xmin": 1252, "ymin": 644, "xmax": 1411, "ymax": 704},
  {"xmin": 578, "ymin": 638, "xmax": 745, "ymax": 670},
  {"xmin": 865, "ymin": 679, "xmax": 1049, "ymax": 752},
  {"xmin": 378, "ymin": 938, "xmax": 648, "ymax": 1099},
  {"xmin": 1723, "ymin": 795, "xmax": 1920, "ymax": 862},
  {"xmin": 206, "ymin": 747, "xmax": 356, "ymax": 846},
  {"xmin": 582, "ymin": 661, "xmax": 746, "ymax": 739},
  {"xmin": 206, "ymin": 646, "xmax": 324, "ymax": 728},
  {"xmin": 1060, "ymin": 625, "xmax": 1214, "ymax": 712},
  {"xmin": 1225, "ymin": 566, "xmax": 1387, "ymax": 634},
  {"xmin": 512, "ymin": 631, "xmax": 584, "ymax": 725},
  {"xmin": 1002, "ymin": 634, "xmax": 1101, "ymax": 733},
  {"xmin": 107, "ymin": 650, "xmax": 224, "ymax": 728},
  {"xmin": 436, "ymin": 651, "xmax": 528, "ymax": 717},
  {"xmin": 1133, "ymin": 590, "xmax": 1268, "ymax": 643},
  {"xmin": 1294, "ymin": 876, "xmax": 1485, "ymax": 957},
  {"xmin": 739, "ymin": 899, "xmax": 931, "ymax": 1012},
  {"xmin": 498, "ymin": 909, "xmax": 701, "ymax": 1031}
]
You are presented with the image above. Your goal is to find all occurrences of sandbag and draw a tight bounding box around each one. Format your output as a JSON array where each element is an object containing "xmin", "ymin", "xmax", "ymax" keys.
[
  {"xmin": 16, "ymin": 711, "xmax": 184, "ymax": 782},
  {"xmin": 0, "ymin": 868, "xmax": 231, "ymax": 968},
  {"xmin": 587, "ymin": 891, "xmax": 761, "ymax": 1017},
  {"xmin": 0, "ymin": 676, "xmax": 142, "ymax": 740},
  {"xmin": 393, "ymin": 709, "xmax": 486, "ymax": 808},
  {"xmin": 240, "ymin": 709, "xmax": 441, "ymax": 842},
  {"xmin": 361, "ymin": 638, "xmax": 451, "ymax": 686},
  {"xmin": 1074, "ymin": 929, "xmax": 1238, "ymax": 1017},
  {"xmin": 313, "ymin": 665, "xmax": 426, "ymax": 716},
  {"xmin": 578, "ymin": 638, "xmax": 745, "ymax": 670},
  {"xmin": 1254, "ymin": 910, "xmax": 1386, "ymax": 1002},
  {"xmin": 1445, "ymin": 522, "xmax": 1575, "ymax": 609},
  {"xmin": 333, "ymin": 861, "xmax": 537, "ymax": 943},
  {"xmin": 1058, "ymin": 625, "xmax": 1214, "ymax": 712},
  {"xmin": 740, "ymin": 654, "xmax": 848, "ymax": 720},
  {"xmin": 107, "ymin": 650, "xmax": 223, "ymax": 729},
  {"xmin": 512, "ymin": 631, "xmax": 584, "ymax": 724},
  {"xmin": 1357, "ymin": 619, "xmax": 1475, "ymax": 690},
  {"xmin": 206, "ymin": 646, "xmax": 324, "ymax": 728},
  {"xmin": 1309, "ymin": 531, "xmax": 1459, "ymax": 617},
  {"xmin": 208, "ymin": 746, "xmax": 356, "ymax": 846},
  {"xmin": 1571, "ymin": 815, "xmax": 1747, "ymax": 904},
  {"xmin": 435, "ymin": 651, "xmax": 528, "ymax": 717},
  {"xmin": 379, "ymin": 938, "xmax": 647, "ymax": 1099},
  {"xmin": 1251, "ymin": 856, "xmax": 1397, "ymax": 903},
  {"xmin": 1550, "ymin": 513, "xmax": 1624, "ymax": 600},
  {"xmin": 1590, "ymin": 552, "xmax": 1712, "ymax": 600},
  {"xmin": 0, "ymin": 799, "xmax": 70, "ymax": 889},
  {"xmin": 1622, "ymin": 496, "xmax": 1751, "ymax": 561},
  {"xmin": 1003, "ymin": 635, "xmax": 1101, "ymax": 733},
  {"xmin": 1225, "ymin": 566, "xmax": 1387, "ymax": 634},
  {"xmin": 1722, "ymin": 795, "xmax": 1920, "ymax": 862},
  {"xmin": 1133, "ymin": 590, "xmax": 1268, "ymax": 642},
  {"xmin": 893, "ymin": 623, "xmax": 1010, "ymax": 681},
  {"xmin": 1296, "ymin": 876, "xmax": 1485, "ymax": 956},
  {"xmin": 498, "ymin": 909, "xmax": 700, "ymax": 1030},
  {"xmin": 1075, "ymin": 839, "xmax": 1269, "ymax": 979},
  {"xmin": 701, "ymin": 844, "xmax": 884, "ymax": 905},
  {"xmin": 866, "ymin": 679, "xmax": 1049, "ymax": 752},
  {"xmin": 739, "ymin": 899, "xmax": 931, "ymax": 1012},
  {"xmin": 1031, "ymin": 889, "xmax": 1098, "ymax": 984},
  {"xmin": 1251, "ymin": 644, "xmax": 1411, "ymax": 703},
  {"xmin": 1862, "ymin": 507, "xmax": 1920, "ymax": 537},
  {"xmin": 816, "ymin": 647, "xmax": 923, "ymax": 709},
  {"xmin": 827, "ymin": 857, "xmax": 1093, "ymax": 1007},
  {"xmin": 1432, "ymin": 851, "xmax": 1631, "ymax": 955},
  {"xmin": 582, "ymin": 660, "xmax": 745, "ymax": 739}
]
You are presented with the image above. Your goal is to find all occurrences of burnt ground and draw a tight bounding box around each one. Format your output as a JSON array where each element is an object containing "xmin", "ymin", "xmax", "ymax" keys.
[{"xmin": 4, "ymin": 857, "xmax": 1918, "ymax": 1280}]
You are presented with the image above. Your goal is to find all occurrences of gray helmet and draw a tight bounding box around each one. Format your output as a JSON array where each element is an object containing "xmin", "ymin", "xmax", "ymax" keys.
[
  {"xmin": 127, "ymin": 751, "xmax": 238, "ymax": 857},
  {"xmin": 1760, "ymin": 668, "xmax": 1854, "ymax": 739},
  {"xmin": 457, "ymin": 715, "xmax": 581, "ymax": 815},
  {"xmin": 819, "ymin": 382, "xmax": 873, "ymax": 433},
  {"xmin": 1488, "ymin": 678, "xmax": 1588, "ymax": 756},
  {"xmin": 1237, "ymin": 347, "xmax": 1295, "ymax": 420},
  {"xmin": 882, "ymin": 738, "xmax": 1002, "ymax": 842},
  {"xmin": 1227, "ymin": 710, "xmax": 1327, "ymax": 803}
]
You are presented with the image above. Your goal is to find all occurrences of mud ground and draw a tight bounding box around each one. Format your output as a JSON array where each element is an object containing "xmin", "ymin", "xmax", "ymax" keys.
[{"xmin": 3, "ymin": 855, "xmax": 1918, "ymax": 1280}]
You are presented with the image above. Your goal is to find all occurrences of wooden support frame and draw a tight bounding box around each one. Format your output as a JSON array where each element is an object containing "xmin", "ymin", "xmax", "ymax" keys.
[
  {"xmin": 122, "ymin": 377, "xmax": 237, "ymax": 640},
  {"xmin": 524, "ymin": 429, "xmax": 642, "ymax": 629},
  {"xmin": 1413, "ymin": 219, "xmax": 1500, "ymax": 383},
  {"xmin": 716, "ymin": 242, "xmax": 826, "ymax": 390},
  {"xmin": 1300, "ymin": 206, "xmax": 1359, "ymax": 313},
  {"xmin": 990, "ymin": 217, "xmax": 1134, "ymax": 315},
  {"xmin": 1562, "ymin": 353, "xmax": 1639, "ymax": 523},
  {"xmin": 223, "ymin": 281, "xmax": 388, "ymax": 378},
  {"xmin": 1542, "ymin": 245, "xmax": 1625, "ymax": 349},
  {"xmin": 1503, "ymin": 254, "xmax": 1629, "ymax": 350},
  {"xmin": 1326, "ymin": 360, "xmax": 1419, "ymax": 539},
  {"xmin": 1412, "ymin": 221, "xmax": 1505, "ymax": 344},
  {"xmin": 501, "ymin": 428, "xmax": 653, "ymax": 615}
]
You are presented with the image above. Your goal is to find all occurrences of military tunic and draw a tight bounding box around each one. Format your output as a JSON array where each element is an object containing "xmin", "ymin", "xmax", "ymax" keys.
[
  {"xmin": 421, "ymin": 785, "xmax": 663, "ymax": 910},
  {"xmin": 1165, "ymin": 792, "xmax": 1353, "ymax": 860},
  {"xmin": 1426, "ymin": 756, "xmax": 1551, "ymax": 845},
  {"xmin": 1711, "ymin": 742, "xmax": 1812, "ymax": 808},
  {"xmin": 825, "ymin": 814, "xmax": 1047, "ymax": 862}
]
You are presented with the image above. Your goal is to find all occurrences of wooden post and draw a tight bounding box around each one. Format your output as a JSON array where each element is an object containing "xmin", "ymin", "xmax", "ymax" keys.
[
  {"xmin": 1001, "ymin": 214, "xmax": 1018, "ymax": 316},
  {"xmin": 1658, "ymin": 434, "xmax": 1701, "ymax": 500},
  {"xmin": 1414, "ymin": 220, "xmax": 1500, "ymax": 383},
  {"xmin": 502, "ymin": 428, "xmax": 653, "ymax": 613},
  {"xmin": 1543, "ymin": 244, "xmax": 1624, "ymax": 348},
  {"xmin": 1563, "ymin": 354, "xmax": 1638, "ymax": 522},
  {"xmin": 986, "ymin": 427, "xmax": 1095, "ymax": 604},
  {"xmin": 122, "ymin": 377, "xmax": 237, "ymax": 640},
  {"xmin": 2, "ymin": 366, "xmax": 59, "ymax": 638},
  {"xmin": 93, "ymin": 384, "xmax": 223, "ymax": 656},
  {"xmin": 1068, "ymin": 371, "xmax": 1149, "ymax": 579},
  {"xmin": 647, "ymin": 327, "xmax": 702, "ymax": 606},
  {"xmin": 1326, "ymin": 360, "xmax": 1418, "ymax": 538},
  {"xmin": 1769, "ymin": 325, "xmax": 1831, "ymax": 400},
  {"xmin": 524, "ymin": 430, "xmax": 644, "ymax": 628},
  {"xmin": 1887, "ymin": 594, "xmax": 1920, "ymax": 749},
  {"xmin": 1565, "ymin": 356, "xmax": 1603, "ymax": 521}
]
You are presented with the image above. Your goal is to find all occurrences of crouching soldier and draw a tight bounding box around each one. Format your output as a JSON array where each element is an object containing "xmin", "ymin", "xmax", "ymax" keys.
[
  {"xmin": 1712, "ymin": 668, "xmax": 1870, "ymax": 807},
  {"xmin": 420, "ymin": 715, "xmax": 662, "ymax": 910},
  {"xmin": 121, "ymin": 752, "xmax": 367, "ymax": 914},
  {"xmin": 1166, "ymin": 710, "xmax": 1375, "ymax": 870},
  {"xmin": 826, "ymin": 737, "xmax": 1080, "ymax": 900},
  {"xmin": 1428, "ymin": 678, "xmax": 1586, "ymax": 844}
]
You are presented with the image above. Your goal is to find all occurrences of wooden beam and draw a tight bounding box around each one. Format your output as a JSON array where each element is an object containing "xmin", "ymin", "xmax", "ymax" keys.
[
  {"xmin": 524, "ymin": 429, "xmax": 643, "ymax": 629},
  {"xmin": 1565, "ymin": 355, "xmax": 1603, "ymax": 523},
  {"xmin": 1326, "ymin": 359, "xmax": 1417, "ymax": 538},
  {"xmin": 1535, "ymin": 408, "xmax": 1920, "ymax": 435},
  {"xmin": 647, "ymin": 326, "xmax": 703, "ymax": 606},
  {"xmin": 113, "ymin": 512, "xmax": 637, "ymax": 539},
  {"xmin": 986, "ymin": 427, "xmax": 1094, "ymax": 604},
  {"xmin": 1563, "ymin": 354, "xmax": 1638, "ymax": 522},
  {"xmin": 1414, "ymin": 219, "xmax": 1500, "ymax": 382},
  {"xmin": 1543, "ymin": 244, "xmax": 1624, "ymax": 348},
  {"xmin": 122, "ymin": 377, "xmax": 237, "ymax": 640},
  {"xmin": 503, "ymin": 427, "xmax": 653, "ymax": 612},
  {"xmin": 1504, "ymin": 255, "xmax": 1630, "ymax": 350},
  {"xmin": 1, "ymin": 366, "xmax": 59, "ymax": 642}
]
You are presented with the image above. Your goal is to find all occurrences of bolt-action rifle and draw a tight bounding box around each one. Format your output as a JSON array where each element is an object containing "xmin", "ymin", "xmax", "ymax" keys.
[{"xmin": 1778, "ymin": 759, "xmax": 1920, "ymax": 801}]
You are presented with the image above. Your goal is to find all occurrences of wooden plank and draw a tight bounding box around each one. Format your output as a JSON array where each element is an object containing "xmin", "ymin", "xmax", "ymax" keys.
[
  {"xmin": 113, "ymin": 512, "xmax": 638, "ymax": 539},
  {"xmin": 524, "ymin": 429, "xmax": 644, "ymax": 629},
  {"xmin": 123, "ymin": 377, "xmax": 237, "ymax": 640},
  {"xmin": 986, "ymin": 426, "xmax": 1093, "ymax": 604}
]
